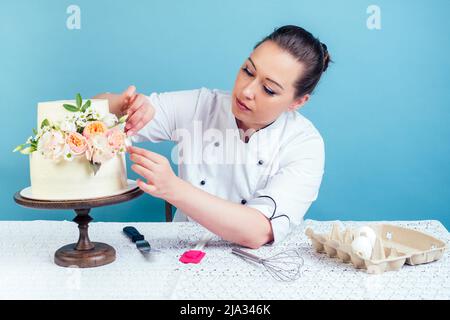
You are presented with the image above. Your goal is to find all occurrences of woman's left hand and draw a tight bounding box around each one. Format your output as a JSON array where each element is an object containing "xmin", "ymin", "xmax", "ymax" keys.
[{"xmin": 128, "ymin": 146, "xmax": 179, "ymax": 200}]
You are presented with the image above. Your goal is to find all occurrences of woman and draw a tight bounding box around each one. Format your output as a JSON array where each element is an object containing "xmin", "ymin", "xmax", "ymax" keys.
[{"xmin": 95, "ymin": 25, "xmax": 331, "ymax": 249}]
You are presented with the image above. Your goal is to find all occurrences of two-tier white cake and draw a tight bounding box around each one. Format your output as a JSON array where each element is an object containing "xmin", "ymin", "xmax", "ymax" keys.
[{"xmin": 28, "ymin": 99, "xmax": 128, "ymax": 200}]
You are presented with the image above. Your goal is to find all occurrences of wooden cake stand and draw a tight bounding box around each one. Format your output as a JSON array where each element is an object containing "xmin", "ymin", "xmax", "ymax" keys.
[{"xmin": 13, "ymin": 186, "xmax": 144, "ymax": 268}]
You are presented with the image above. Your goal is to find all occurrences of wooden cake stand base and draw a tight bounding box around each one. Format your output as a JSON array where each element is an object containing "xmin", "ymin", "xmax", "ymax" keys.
[{"xmin": 14, "ymin": 186, "xmax": 144, "ymax": 268}]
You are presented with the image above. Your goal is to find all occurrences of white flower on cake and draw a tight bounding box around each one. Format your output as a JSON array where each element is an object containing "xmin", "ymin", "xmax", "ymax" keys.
[
  {"xmin": 86, "ymin": 134, "xmax": 115, "ymax": 164},
  {"xmin": 94, "ymin": 106, "xmax": 107, "ymax": 120},
  {"xmin": 60, "ymin": 118, "xmax": 77, "ymax": 132},
  {"xmin": 37, "ymin": 130, "xmax": 66, "ymax": 162},
  {"xmin": 87, "ymin": 104, "xmax": 107, "ymax": 120},
  {"xmin": 103, "ymin": 113, "xmax": 119, "ymax": 128},
  {"xmin": 14, "ymin": 93, "xmax": 129, "ymax": 175},
  {"xmin": 76, "ymin": 117, "xmax": 88, "ymax": 128},
  {"xmin": 63, "ymin": 145, "xmax": 74, "ymax": 162}
]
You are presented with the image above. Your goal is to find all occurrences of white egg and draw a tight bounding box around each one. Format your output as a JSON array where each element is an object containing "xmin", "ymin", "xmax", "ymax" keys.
[
  {"xmin": 351, "ymin": 236, "xmax": 373, "ymax": 259},
  {"xmin": 354, "ymin": 226, "xmax": 376, "ymax": 247}
]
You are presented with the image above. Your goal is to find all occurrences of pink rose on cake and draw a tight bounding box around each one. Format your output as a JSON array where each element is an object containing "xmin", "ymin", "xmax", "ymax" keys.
[
  {"xmin": 82, "ymin": 121, "xmax": 108, "ymax": 138},
  {"xmin": 107, "ymin": 128, "xmax": 126, "ymax": 152},
  {"xmin": 66, "ymin": 132, "xmax": 87, "ymax": 155}
]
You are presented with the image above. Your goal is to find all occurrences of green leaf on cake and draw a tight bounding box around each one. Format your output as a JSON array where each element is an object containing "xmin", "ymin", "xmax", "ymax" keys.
[
  {"xmin": 19, "ymin": 146, "xmax": 33, "ymax": 155},
  {"xmin": 81, "ymin": 99, "xmax": 91, "ymax": 112},
  {"xmin": 64, "ymin": 94, "xmax": 89, "ymax": 112},
  {"xmin": 63, "ymin": 104, "xmax": 79, "ymax": 112},
  {"xmin": 13, "ymin": 141, "xmax": 37, "ymax": 154},
  {"xmin": 13, "ymin": 143, "xmax": 27, "ymax": 152},
  {"xmin": 76, "ymin": 93, "xmax": 82, "ymax": 109},
  {"xmin": 32, "ymin": 128, "xmax": 38, "ymax": 135},
  {"xmin": 40, "ymin": 118, "xmax": 50, "ymax": 129}
]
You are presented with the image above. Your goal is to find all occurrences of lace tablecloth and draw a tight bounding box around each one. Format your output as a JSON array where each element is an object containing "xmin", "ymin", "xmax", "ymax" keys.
[{"xmin": 0, "ymin": 219, "xmax": 449, "ymax": 300}]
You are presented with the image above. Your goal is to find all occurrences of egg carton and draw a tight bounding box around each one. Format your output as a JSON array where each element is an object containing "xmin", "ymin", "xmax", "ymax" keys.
[{"xmin": 305, "ymin": 222, "xmax": 447, "ymax": 274}]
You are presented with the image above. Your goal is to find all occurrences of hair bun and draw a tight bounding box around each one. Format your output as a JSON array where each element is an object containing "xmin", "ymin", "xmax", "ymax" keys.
[{"xmin": 320, "ymin": 42, "xmax": 331, "ymax": 72}]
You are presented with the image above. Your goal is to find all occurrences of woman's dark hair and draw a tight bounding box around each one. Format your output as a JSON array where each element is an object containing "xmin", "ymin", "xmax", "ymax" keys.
[{"xmin": 254, "ymin": 25, "xmax": 332, "ymax": 98}]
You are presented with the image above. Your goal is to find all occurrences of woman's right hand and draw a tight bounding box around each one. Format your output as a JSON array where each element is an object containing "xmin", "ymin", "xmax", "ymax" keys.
[{"xmin": 120, "ymin": 86, "xmax": 155, "ymax": 136}]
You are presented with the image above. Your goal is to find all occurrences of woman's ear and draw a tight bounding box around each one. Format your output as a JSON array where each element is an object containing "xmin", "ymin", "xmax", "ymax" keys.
[{"xmin": 288, "ymin": 94, "xmax": 310, "ymax": 111}]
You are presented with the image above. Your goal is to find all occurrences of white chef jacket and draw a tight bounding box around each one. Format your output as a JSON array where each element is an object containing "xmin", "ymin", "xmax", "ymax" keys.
[{"xmin": 131, "ymin": 87, "xmax": 325, "ymax": 244}]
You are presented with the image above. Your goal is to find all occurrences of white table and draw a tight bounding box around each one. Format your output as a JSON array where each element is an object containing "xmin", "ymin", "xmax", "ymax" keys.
[{"xmin": 0, "ymin": 219, "xmax": 449, "ymax": 299}]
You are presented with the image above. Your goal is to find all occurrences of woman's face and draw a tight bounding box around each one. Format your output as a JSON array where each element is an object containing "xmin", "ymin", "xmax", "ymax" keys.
[{"xmin": 232, "ymin": 40, "xmax": 309, "ymax": 131}]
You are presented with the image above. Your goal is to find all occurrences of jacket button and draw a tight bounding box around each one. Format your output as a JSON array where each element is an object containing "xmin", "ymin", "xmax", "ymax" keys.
[
  {"xmin": 241, "ymin": 199, "xmax": 247, "ymax": 205},
  {"xmin": 200, "ymin": 180, "xmax": 206, "ymax": 186},
  {"xmin": 214, "ymin": 141, "xmax": 220, "ymax": 147},
  {"xmin": 258, "ymin": 160, "xmax": 264, "ymax": 165}
]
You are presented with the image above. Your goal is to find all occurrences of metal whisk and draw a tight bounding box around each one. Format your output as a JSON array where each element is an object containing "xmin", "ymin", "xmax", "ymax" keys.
[{"xmin": 232, "ymin": 247, "xmax": 304, "ymax": 282}]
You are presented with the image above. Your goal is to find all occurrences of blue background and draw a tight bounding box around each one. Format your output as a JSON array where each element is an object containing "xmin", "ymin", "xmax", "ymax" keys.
[{"xmin": 1, "ymin": 0, "xmax": 449, "ymax": 228}]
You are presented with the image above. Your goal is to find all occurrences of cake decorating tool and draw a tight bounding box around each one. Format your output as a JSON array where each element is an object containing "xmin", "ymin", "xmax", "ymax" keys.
[
  {"xmin": 231, "ymin": 247, "xmax": 304, "ymax": 282},
  {"xmin": 179, "ymin": 232, "xmax": 214, "ymax": 264},
  {"xmin": 123, "ymin": 226, "xmax": 152, "ymax": 254}
]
